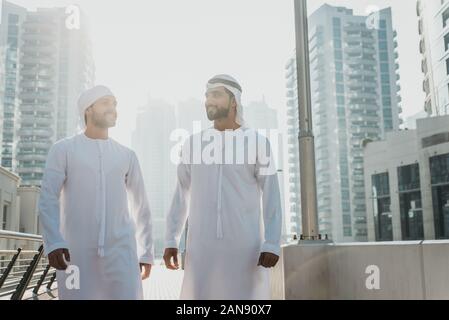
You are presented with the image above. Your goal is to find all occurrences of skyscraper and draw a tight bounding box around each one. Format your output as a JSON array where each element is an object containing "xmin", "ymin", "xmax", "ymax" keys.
[
  {"xmin": 14, "ymin": 5, "xmax": 95, "ymax": 186},
  {"xmin": 132, "ymin": 98, "xmax": 177, "ymax": 258},
  {"xmin": 0, "ymin": 1, "xmax": 27, "ymax": 170},
  {"xmin": 244, "ymin": 99, "xmax": 288, "ymax": 241},
  {"xmin": 284, "ymin": 57, "xmax": 301, "ymax": 238},
  {"xmin": 285, "ymin": 4, "xmax": 402, "ymax": 242}
]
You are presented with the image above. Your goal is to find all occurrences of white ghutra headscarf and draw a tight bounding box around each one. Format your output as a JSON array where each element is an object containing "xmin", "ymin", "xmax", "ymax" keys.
[
  {"xmin": 77, "ymin": 85, "xmax": 115, "ymax": 131},
  {"xmin": 206, "ymin": 74, "xmax": 245, "ymax": 126}
]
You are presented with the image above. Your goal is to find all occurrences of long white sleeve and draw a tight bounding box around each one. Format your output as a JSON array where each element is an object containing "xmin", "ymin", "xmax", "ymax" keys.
[
  {"xmin": 255, "ymin": 139, "xmax": 283, "ymax": 256},
  {"xmin": 126, "ymin": 151, "xmax": 154, "ymax": 265},
  {"xmin": 165, "ymin": 158, "xmax": 191, "ymax": 249},
  {"xmin": 38, "ymin": 141, "xmax": 69, "ymax": 255}
]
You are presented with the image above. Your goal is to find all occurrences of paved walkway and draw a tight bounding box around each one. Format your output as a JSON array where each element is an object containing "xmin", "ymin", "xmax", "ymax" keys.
[
  {"xmin": 2, "ymin": 260, "xmax": 183, "ymax": 300},
  {"xmin": 143, "ymin": 260, "xmax": 184, "ymax": 300}
]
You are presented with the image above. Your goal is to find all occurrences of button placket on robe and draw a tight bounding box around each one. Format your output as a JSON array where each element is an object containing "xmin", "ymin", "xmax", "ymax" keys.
[
  {"xmin": 97, "ymin": 141, "xmax": 106, "ymax": 257},
  {"xmin": 216, "ymin": 130, "xmax": 228, "ymax": 240},
  {"xmin": 165, "ymin": 128, "xmax": 283, "ymax": 299},
  {"xmin": 216, "ymin": 164, "xmax": 223, "ymax": 239}
]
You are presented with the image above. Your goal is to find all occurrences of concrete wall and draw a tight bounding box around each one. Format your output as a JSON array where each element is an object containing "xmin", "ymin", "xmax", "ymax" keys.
[
  {"xmin": 0, "ymin": 170, "xmax": 40, "ymax": 250},
  {"xmin": 0, "ymin": 167, "xmax": 20, "ymax": 250},
  {"xmin": 17, "ymin": 186, "xmax": 40, "ymax": 234},
  {"xmin": 271, "ymin": 243, "xmax": 330, "ymax": 300},
  {"xmin": 271, "ymin": 241, "xmax": 449, "ymax": 300}
]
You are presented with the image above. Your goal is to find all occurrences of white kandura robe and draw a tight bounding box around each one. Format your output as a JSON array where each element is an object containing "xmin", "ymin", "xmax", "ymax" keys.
[
  {"xmin": 38, "ymin": 133, "xmax": 154, "ymax": 300},
  {"xmin": 165, "ymin": 127, "xmax": 283, "ymax": 300}
]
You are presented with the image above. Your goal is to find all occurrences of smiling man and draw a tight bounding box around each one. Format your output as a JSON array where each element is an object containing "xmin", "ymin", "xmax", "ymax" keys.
[
  {"xmin": 164, "ymin": 74, "xmax": 283, "ymax": 300},
  {"xmin": 38, "ymin": 85, "xmax": 154, "ymax": 299}
]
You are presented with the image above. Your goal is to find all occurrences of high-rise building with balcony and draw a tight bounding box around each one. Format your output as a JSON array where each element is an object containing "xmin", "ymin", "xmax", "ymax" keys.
[
  {"xmin": 284, "ymin": 57, "xmax": 302, "ymax": 238},
  {"xmin": 244, "ymin": 99, "xmax": 287, "ymax": 241},
  {"xmin": 417, "ymin": 0, "xmax": 449, "ymax": 116},
  {"xmin": 15, "ymin": 6, "xmax": 95, "ymax": 186},
  {"xmin": 285, "ymin": 4, "xmax": 402, "ymax": 242},
  {"xmin": 0, "ymin": 1, "xmax": 27, "ymax": 170},
  {"xmin": 132, "ymin": 98, "xmax": 178, "ymax": 258}
]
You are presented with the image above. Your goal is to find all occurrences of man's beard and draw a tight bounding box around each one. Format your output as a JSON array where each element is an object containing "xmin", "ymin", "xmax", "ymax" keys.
[
  {"xmin": 92, "ymin": 111, "xmax": 116, "ymax": 128},
  {"xmin": 206, "ymin": 103, "xmax": 231, "ymax": 121}
]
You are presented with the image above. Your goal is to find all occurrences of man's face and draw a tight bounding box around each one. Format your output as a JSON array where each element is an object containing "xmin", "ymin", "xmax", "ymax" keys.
[
  {"xmin": 205, "ymin": 87, "xmax": 235, "ymax": 121},
  {"xmin": 86, "ymin": 95, "xmax": 118, "ymax": 129}
]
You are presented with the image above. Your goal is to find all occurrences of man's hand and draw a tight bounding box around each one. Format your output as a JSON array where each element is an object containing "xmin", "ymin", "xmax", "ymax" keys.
[
  {"xmin": 48, "ymin": 248, "xmax": 70, "ymax": 270},
  {"xmin": 257, "ymin": 252, "xmax": 279, "ymax": 268},
  {"xmin": 140, "ymin": 263, "xmax": 152, "ymax": 280},
  {"xmin": 163, "ymin": 248, "xmax": 179, "ymax": 270}
]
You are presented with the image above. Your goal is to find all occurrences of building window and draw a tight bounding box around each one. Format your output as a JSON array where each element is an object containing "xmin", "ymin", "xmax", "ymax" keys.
[
  {"xmin": 398, "ymin": 164, "xmax": 424, "ymax": 240},
  {"xmin": 371, "ymin": 172, "xmax": 393, "ymax": 241},
  {"xmin": 335, "ymin": 73, "xmax": 343, "ymax": 82},
  {"xmin": 340, "ymin": 178, "xmax": 349, "ymax": 189},
  {"xmin": 371, "ymin": 172, "xmax": 390, "ymax": 197},
  {"xmin": 420, "ymin": 38, "xmax": 426, "ymax": 54},
  {"xmin": 425, "ymin": 100, "xmax": 433, "ymax": 114},
  {"xmin": 422, "ymin": 132, "xmax": 449, "ymax": 148},
  {"xmin": 381, "ymin": 73, "xmax": 390, "ymax": 83},
  {"xmin": 335, "ymin": 61, "xmax": 343, "ymax": 72},
  {"xmin": 384, "ymin": 120, "xmax": 393, "ymax": 131},
  {"xmin": 2, "ymin": 204, "xmax": 9, "ymax": 230},
  {"xmin": 336, "ymin": 84, "xmax": 344, "ymax": 94},
  {"xmin": 8, "ymin": 14, "xmax": 19, "ymax": 24},
  {"xmin": 443, "ymin": 7, "xmax": 449, "ymax": 28},
  {"xmin": 423, "ymin": 78, "xmax": 430, "ymax": 95},
  {"xmin": 383, "ymin": 108, "xmax": 393, "ymax": 118},
  {"xmin": 343, "ymin": 227, "xmax": 352, "ymax": 237},
  {"xmin": 333, "ymin": 29, "xmax": 342, "ymax": 39},
  {"xmin": 422, "ymin": 59, "xmax": 428, "ymax": 74},
  {"xmin": 333, "ymin": 17, "xmax": 341, "ymax": 27},
  {"xmin": 337, "ymin": 96, "xmax": 345, "ymax": 105},
  {"xmin": 398, "ymin": 163, "xmax": 421, "ymax": 191},
  {"xmin": 382, "ymin": 85, "xmax": 391, "ymax": 95},
  {"xmin": 334, "ymin": 50, "xmax": 343, "ymax": 60},
  {"xmin": 430, "ymin": 153, "xmax": 449, "ymax": 238},
  {"xmin": 399, "ymin": 192, "xmax": 424, "ymax": 240},
  {"xmin": 8, "ymin": 25, "xmax": 18, "ymax": 36},
  {"xmin": 380, "ymin": 63, "xmax": 389, "ymax": 73},
  {"xmin": 432, "ymin": 184, "xmax": 449, "ymax": 239},
  {"xmin": 445, "ymin": 33, "xmax": 449, "ymax": 52},
  {"xmin": 382, "ymin": 97, "xmax": 392, "ymax": 106},
  {"xmin": 379, "ymin": 52, "xmax": 388, "ymax": 62}
]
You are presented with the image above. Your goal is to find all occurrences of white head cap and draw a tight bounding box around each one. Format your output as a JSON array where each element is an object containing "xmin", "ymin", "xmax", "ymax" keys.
[
  {"xmin": 77, "ymin": 85, "xmax": 115, "ymax": 130},
  {"xmin": 206, "ymin": 74, "xmax": 244, "ymax": 126}
]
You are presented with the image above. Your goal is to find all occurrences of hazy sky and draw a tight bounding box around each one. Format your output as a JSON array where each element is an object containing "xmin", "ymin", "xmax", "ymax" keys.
[{"xmin": 4, "ymin": 0, "xmax": 424, "ymax": 146}]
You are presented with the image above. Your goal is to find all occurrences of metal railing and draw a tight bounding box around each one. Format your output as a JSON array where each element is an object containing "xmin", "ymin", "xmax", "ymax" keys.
[{"xmin": 0, "ymin": 230, "xmax": 57, "ymax": 300}]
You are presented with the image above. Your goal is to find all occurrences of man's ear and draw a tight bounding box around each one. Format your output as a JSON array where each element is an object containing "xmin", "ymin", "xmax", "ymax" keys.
[
  {"xmin": 232, "ymin": 97, "xmax": 238, "ymax": 110},
  {"xmin": 84, "ymin": 106, "xmax": 92, "ymax": 124}
]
